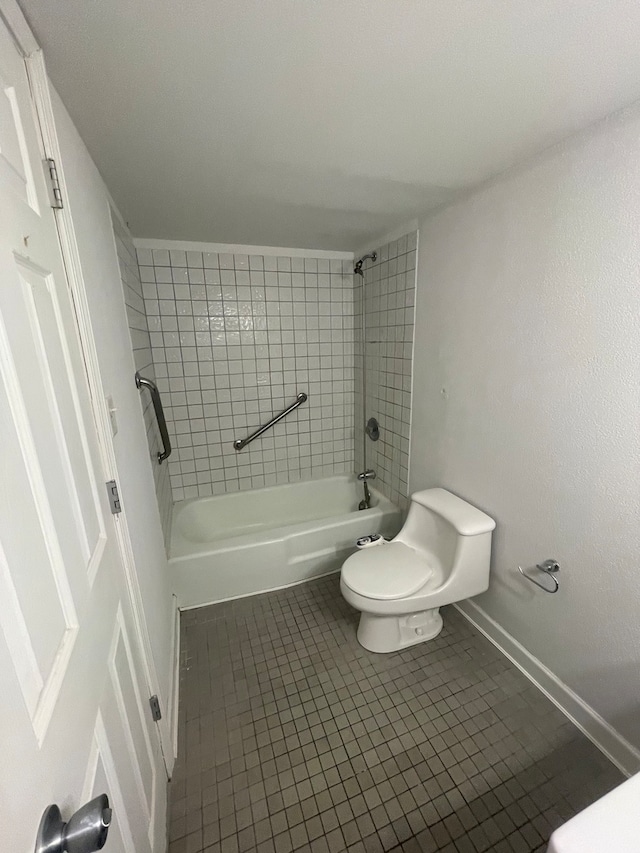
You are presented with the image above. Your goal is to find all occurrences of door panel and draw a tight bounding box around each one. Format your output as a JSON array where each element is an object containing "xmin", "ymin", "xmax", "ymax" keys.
[
  {"xmin": 0, "ymin": 61, "xmax": 39, "ymax": 210},
  {"xmin": 0, "ymin": 303, "xmax": 79, "ymax": 739},
  {"xmin": 0, "ymin": 14, "xmax": 165, "ymax": 852},
  {"xmin": 83, "ymin": 715, "xmax": 136, "ymax": 853},
  {"xmin": 108, "ymin": 606, "xmax": 159, "ymax": 846},
  {"xmin": 19, "ymin": 257, "xmax": 105, "ymax": 568}
]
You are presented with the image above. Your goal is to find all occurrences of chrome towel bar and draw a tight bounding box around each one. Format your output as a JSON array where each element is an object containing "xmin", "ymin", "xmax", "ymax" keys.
[
  {"xmin": 234, "ymin": 392, "xmax": 308, "ymax": 451},
  {"xmin": 518, "ymin": 559, "xmax": 560, "ymax": 593},
  {"xmin": 135, "ymin": 372, "xmax": 172, "ymax": 464}
]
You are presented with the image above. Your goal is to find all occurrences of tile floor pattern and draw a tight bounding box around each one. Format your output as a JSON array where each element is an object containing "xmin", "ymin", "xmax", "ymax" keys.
[{"xmin": 170, "ymin": 577, "xmax": 622, "ymax": 853}]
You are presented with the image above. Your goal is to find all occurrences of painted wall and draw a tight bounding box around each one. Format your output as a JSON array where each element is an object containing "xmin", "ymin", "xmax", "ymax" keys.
[
  {"xmin": 354, "ymin": 232, "xmax": 417, "ymax": 510},
  {"xmin": 112, "ymin": 215, "xmax": 173, "ymax": 547},
  {"xmin": 26, "ymin": 0, "xmax": 640, "ymax": 252},
  {"xmin": 411, "ymin": 105, "xmax": 640, "ymax": 754},
  {"xmin": 135, "ymin": 241, "xmax": 355, "ymax": 501},
  {"xmin": 51, "ymin": 90, "xmax": 175, "ymax": 726}
]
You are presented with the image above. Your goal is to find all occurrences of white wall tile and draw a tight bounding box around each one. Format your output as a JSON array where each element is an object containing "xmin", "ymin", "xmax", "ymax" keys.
[
  {"xmin": 354, "ymin": 231, "xmax": 417, "ymax": 510},
  {"xmin": 139, "ymin": 246, "xmax": 356, "ymax": 498},
  {"xmin": 106, "ymin": 235, "xmax": 172, "ymax": 547}
]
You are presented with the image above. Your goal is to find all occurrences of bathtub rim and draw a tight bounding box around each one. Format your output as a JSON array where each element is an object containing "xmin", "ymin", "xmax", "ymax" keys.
[{"xmin": 169, "ymin": 475, "xmax": 395, "ymax": 560}]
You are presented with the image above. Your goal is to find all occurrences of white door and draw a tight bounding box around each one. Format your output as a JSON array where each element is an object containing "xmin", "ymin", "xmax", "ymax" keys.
[{"xmin": 0, "ymin": 17, "xmax": 166, "ymax": 853}]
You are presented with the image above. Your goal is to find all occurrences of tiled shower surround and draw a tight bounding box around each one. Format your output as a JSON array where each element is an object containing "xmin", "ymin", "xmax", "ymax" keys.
[
  {"xmin": 112, "ymin": 214, "xmax": 173, "ymax": 545},
  {"xmin": 136, "ymin": 246, "xmax": 355, "ymax": 500},
  {"xmin": 355, "ymin": 232, "xmax": 417, "ymax": 510}
]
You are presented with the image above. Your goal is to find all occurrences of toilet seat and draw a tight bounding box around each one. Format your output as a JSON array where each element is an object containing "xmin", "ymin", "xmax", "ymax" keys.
[
  {"xmin": 341, "ymin": 542, "xmax": 433, "ymax": 600},
  {"xmin": 340, "ymin": 488, "xmax": 495, "ymax": 652}
]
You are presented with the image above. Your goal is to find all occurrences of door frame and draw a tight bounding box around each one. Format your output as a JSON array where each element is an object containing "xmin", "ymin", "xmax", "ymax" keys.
[{"xmin": 0, "ymin": 0, "xmax": 176, "ymax": 774}]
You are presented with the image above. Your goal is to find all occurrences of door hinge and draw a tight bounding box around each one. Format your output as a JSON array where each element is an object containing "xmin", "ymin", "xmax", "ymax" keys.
[
  {"xmin": 149, "ymin": 695, "xmax": 162, "ymax": 722},
  {"xmin": 43, "ymin": 157, "xmax": 64, "ymax": 209},
  {"xmin": 105, "ymin": 480, "xmax": 121, "ymax": 515}
]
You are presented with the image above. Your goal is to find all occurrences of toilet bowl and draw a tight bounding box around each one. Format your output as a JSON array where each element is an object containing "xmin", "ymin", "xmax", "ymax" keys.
[{"xmin": 340, "ymin": 488, "xmax": 495, "ymax": 653}]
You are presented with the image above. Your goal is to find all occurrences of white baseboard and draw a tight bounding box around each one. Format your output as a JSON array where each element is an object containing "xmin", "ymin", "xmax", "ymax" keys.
[
  {"xmin": 455, "ymin": 600, "xmax": 640, "ymax": 778},
  {"xmin": 169, "ymin": 594, "xmax": 180, "ymax": 764}
]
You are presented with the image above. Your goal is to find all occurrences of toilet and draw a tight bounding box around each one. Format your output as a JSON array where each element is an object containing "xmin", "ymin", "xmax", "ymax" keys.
[{"xmin": 340, "ymin": 488, "xmax": 495, "ymax": 653}]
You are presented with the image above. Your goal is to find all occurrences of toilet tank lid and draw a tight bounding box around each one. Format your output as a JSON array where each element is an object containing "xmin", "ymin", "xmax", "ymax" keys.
[{"xmin": 411, "ymin": 488, "xmax": 496, "ymax": 535}]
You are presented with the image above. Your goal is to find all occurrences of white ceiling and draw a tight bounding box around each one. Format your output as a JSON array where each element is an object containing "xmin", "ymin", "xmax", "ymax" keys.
[{"xmin": 19, "ymin": 0, "xmax": 640, "ymax": 251}]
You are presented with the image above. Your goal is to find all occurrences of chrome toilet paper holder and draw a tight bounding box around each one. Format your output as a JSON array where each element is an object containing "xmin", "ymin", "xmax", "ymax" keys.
[{"xmin": 518, "ymin": 559, "xmax": 560, "ymax": 594}]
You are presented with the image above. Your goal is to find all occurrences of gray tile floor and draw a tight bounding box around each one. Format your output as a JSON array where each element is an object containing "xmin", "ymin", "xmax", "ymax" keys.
[{"xmin": 169, "ymin": 575, "xmax": 622, "ymax": 853}]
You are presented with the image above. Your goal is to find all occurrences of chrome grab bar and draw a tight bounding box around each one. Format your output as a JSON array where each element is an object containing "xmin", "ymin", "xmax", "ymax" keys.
[
  {"xmin": 234, "ymin": 392, "xmax": 307, "ymax": 451},
  {"xmin": 135, "ymin": 371, "xmax": 172, "ymax": 464}
]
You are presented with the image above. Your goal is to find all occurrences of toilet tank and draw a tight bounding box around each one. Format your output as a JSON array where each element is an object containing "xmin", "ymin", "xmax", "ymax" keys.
[{"xmin": 398, "ymin": 488, "xmax": 496, "ymax": 581}]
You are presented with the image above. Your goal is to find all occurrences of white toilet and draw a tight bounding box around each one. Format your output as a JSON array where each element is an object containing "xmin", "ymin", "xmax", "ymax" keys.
[{"xmin": 340, "ymin": 488, "xmax": 495, "ymax": 653}]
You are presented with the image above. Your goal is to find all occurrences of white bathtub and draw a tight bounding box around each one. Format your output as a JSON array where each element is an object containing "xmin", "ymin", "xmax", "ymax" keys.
[{"xmin": 169, "ymin": 474, "xmax": 402, "ymax": 607}]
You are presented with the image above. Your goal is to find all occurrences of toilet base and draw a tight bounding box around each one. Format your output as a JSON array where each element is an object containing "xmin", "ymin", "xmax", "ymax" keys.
[{"xmin": 356, "ymin": 607, "xmax": 444, "ymax": 653}]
